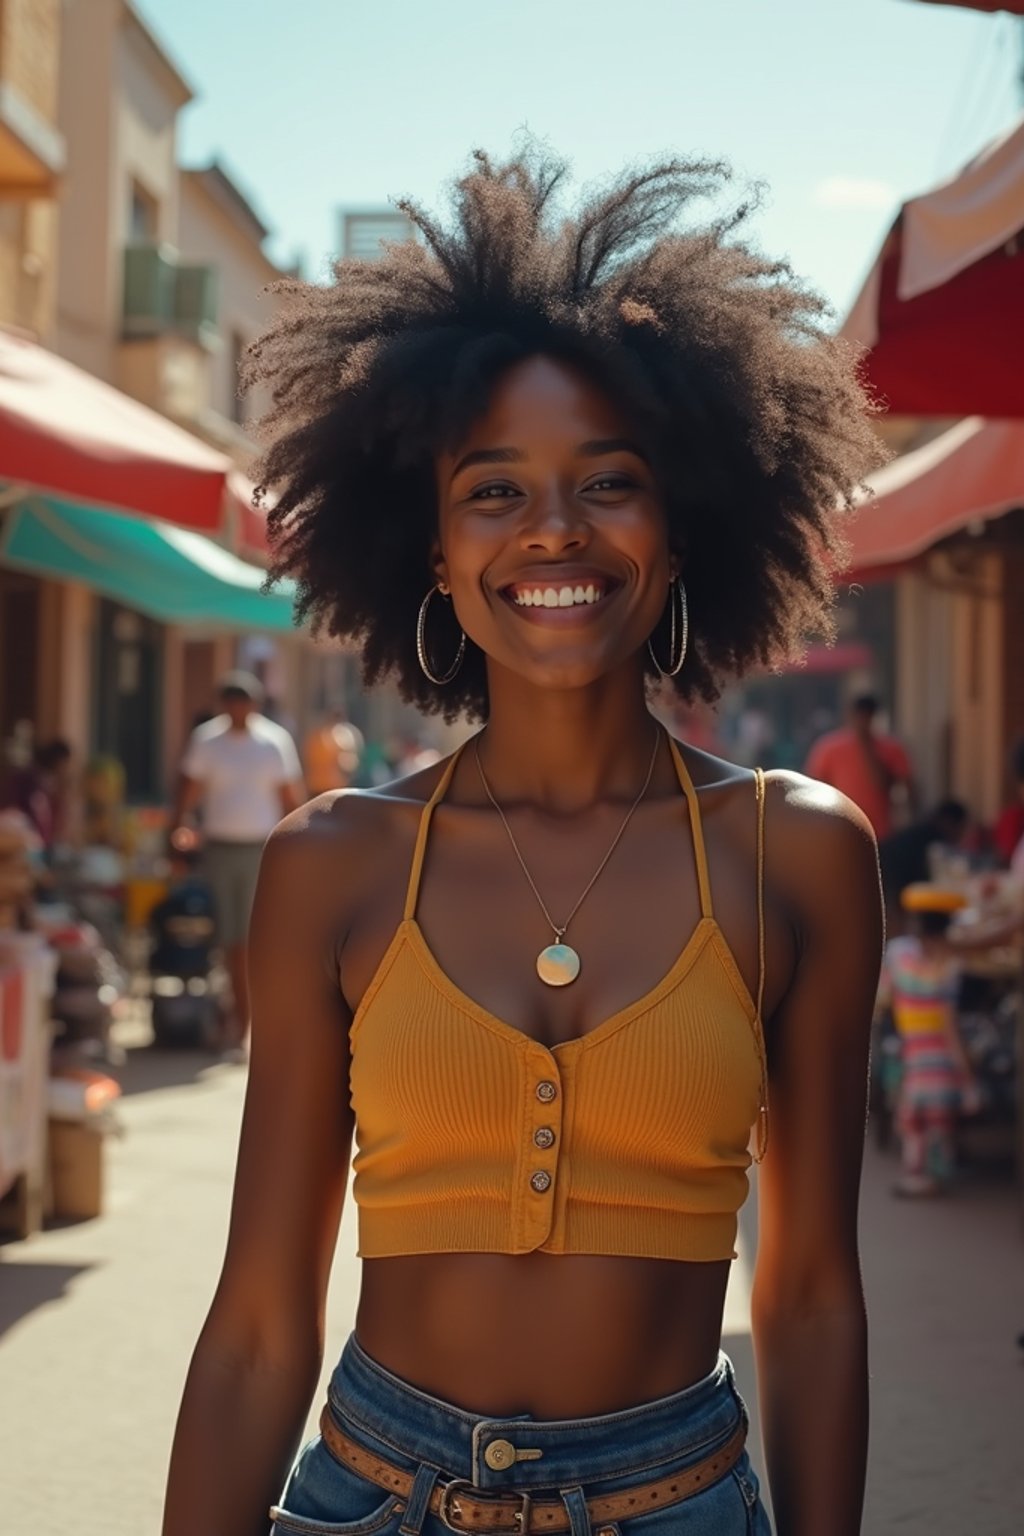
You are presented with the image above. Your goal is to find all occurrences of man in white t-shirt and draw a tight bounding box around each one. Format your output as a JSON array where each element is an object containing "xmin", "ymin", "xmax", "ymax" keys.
[{"xmin": 172, "ymin": 671, "xmax": 305, "ymax": 1058}]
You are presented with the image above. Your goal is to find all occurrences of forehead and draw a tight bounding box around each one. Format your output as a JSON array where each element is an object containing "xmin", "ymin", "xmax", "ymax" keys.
[{"xmin": 452, "ymin": 355, "xmax": 631, "ymax": 451}]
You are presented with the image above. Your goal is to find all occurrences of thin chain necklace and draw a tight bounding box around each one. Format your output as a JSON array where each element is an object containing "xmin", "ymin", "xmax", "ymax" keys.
[{"xmin": 473, "ymin": 726, "xmax": 662, "ymax": 987}]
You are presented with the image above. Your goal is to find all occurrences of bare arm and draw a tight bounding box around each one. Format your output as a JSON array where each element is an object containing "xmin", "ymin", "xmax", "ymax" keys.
[
  {"xmin": 279, "ymin": 778, "xmax": 307, "ymax": 816},
  {"xmin": 162, "ymin": 807, "xmax": 355, "ymax": 1536},
  {"xmin": 752, "ymin": 778, "xmax": 884, "ymax": 1536},
  {"xmin": 172, "ymin": 773, "xmax": 204, "ymax": 834}
]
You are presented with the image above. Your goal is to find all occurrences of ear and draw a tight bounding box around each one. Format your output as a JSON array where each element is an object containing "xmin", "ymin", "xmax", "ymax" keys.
[{"xmin": 430, "ymin": 539, "xmax": 448, "ymax": 591}]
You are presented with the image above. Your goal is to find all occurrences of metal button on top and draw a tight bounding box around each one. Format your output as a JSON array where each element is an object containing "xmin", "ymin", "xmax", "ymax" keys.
[
  {"xmin": 536, "ymin": 1080, "xmax": 557, "ymax": 1103},
  {"xmin": 530, "ymin": 1170, "xmax": 552, "ymax": 1193},
  {"xmin": 484, "ymin": 1439, "xmax": 516, "ymax": 1470},
  {"xmin": 533, "ymin": 1126, "xmax": 555, "ymax": 1149}
]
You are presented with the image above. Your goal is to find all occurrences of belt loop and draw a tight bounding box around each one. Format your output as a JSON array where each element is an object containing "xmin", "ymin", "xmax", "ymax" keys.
[
  {"xmin": 560, "ymin": 1486, "xmax": 592, "ymax": 1536},
  {"xmin": 398, "ymin": 1463, "xmax": 441, "ymax": 1536}
]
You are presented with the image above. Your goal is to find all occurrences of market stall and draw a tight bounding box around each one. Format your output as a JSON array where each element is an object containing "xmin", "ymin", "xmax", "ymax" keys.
[{"xmin": 0, "ymin": 816, "xmax": 53, "ymax": 1237}]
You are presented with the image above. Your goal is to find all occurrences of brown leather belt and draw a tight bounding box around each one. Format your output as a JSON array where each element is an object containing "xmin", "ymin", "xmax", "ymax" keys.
[{"xmin": 317, "ymin": 1406, "xmax": 747, "ymax": 1534}]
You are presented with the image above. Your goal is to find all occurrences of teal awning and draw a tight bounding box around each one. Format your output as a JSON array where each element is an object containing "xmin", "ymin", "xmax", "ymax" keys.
[{"xmin": 0, "ymin": 497, "xmax": 299, "ymax": 631}]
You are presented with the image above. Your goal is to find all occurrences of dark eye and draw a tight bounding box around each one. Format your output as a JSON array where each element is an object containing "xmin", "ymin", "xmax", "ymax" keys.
[
  {"xmin": 586, "ymin": 474, "xmax": 634, "ymax": 493},
  {"xmin": 468, "ymin": 482, "xmax": 520, "ymax": 502}
]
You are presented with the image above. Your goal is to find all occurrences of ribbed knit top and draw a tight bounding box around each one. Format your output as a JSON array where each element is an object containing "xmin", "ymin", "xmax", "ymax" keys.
[{"xmin": 349, "ymin": 736, "xmax": 768, "ymax": 1262}]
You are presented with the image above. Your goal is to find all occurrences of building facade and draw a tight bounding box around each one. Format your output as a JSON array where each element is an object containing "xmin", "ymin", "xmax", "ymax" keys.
[{"xmin": 0, "ymin": 0, "xmax": 64, "ymax": 768}]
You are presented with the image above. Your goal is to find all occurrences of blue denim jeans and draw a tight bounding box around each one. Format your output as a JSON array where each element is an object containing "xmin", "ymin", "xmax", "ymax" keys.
[{"xmin": 271, "ymin": 1335, "xmax": 771, "ymax": 1535}]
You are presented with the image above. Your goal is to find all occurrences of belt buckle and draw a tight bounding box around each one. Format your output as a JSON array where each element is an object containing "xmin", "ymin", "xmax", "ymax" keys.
[{"xmin": 438, "ymin": 1478, "xmax": 532, "ymax": 1535}]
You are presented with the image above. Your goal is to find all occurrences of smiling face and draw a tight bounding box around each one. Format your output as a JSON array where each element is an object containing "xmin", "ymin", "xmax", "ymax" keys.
[{"xmin": 433, "ymin": 355, "xmax": 675, "ymax": 695}]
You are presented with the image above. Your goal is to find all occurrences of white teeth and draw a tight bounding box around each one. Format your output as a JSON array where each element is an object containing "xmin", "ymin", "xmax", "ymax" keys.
[{"xmin": 511, "ymin": 582, "xmax": 608, "ymax": 607}]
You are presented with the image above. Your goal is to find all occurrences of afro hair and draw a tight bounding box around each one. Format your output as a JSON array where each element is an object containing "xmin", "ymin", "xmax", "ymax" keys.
[{"xmin": 245, "ymin": 147, "xmax": 886, "ymax": 721}]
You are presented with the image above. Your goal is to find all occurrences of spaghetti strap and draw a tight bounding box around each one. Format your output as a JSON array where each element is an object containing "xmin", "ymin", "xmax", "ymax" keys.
[
  {"xmin": 666, "ymin": 736, "xmax": 714, "ymax": 920},
  {"xmin": 752, "ymin": 766, "xmax": 769, "ymax": 1162},
  {"xmin": 403, "ymin": 741, "xmax": 469, "ymax": 921}
]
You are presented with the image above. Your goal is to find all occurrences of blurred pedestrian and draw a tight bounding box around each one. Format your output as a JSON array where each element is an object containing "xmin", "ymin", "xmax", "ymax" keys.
[
  {"xmin": 171, "ymin": 672, "xmax": 305, "ymax": 1060},
  {"xmin": 992, "ymin": 736, "xmax": 1024, "ymax": 867},
  {"xmin": 303, "ymin": 710, "xmax": 365, "ymax": 795},
  {"xmin": 1, "ymin": 737, "xmax": 73, "ymax": 851},
  {"xmin": 805, "ymin": 694, "xmax": 915, "ymax": 839},
  {"xmin": 878, "ymin": 799, "xmax": 969, "ymax": 924},
  {"xmin": 878, "ymin": 884, "xmax": 978, "ymax": 1198}
]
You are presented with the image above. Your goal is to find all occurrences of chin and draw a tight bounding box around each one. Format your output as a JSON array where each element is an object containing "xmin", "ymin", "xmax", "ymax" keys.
[{"xmin": 510, "ymin": 655, "xmax": 623, "ymax": 692}]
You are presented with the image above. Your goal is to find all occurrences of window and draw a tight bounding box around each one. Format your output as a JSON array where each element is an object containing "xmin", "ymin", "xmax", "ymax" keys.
[
  {"xmin": 230, "ymin": 331, "xmax": 247, "ymax": 425},
  {"xmin": 129, "ymin": 180, "xmax": 159, "ymax": 244}
]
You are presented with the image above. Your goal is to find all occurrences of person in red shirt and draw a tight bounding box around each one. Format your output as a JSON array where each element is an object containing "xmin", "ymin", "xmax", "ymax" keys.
[
  {"xmin": 993, "ymin": 737, "xmax": 1024, "ymax": 866},
  {"xmin": 1, "ymin": 739, "xmax": 72, "ymax": 850},
  {"xmin": 805, "ymin": 695, "xmax": 915, "ymax": 840}
]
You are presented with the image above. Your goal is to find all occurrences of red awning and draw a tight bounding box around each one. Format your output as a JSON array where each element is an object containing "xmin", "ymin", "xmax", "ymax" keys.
[
  {"xmin": 909, "ymin": 3, "xmax": 1024, "ymax": 13},
  {"xmin": 227, "ymin": 469, "xmax": 272, "ymax": 563},
  {"xmin": 0, "ymin": 330, "xmax": 231, "ymax": 531},
  {"xmin": 842, "ymin": 116, "xmax": 1024, "ymax": 417},
  {"xmin": 845, "ymin": 416, "xmax": 1024, "ymax": 572}
]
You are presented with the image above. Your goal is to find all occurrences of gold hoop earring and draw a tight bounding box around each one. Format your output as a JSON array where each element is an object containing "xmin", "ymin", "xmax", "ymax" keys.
[
  {"xmin": 416, "ymin": 584, "xmax": 466, "ymax": 685},
  {"xmin": 647, "ymin": 576, "xmax": 688, "ymax": 678}
]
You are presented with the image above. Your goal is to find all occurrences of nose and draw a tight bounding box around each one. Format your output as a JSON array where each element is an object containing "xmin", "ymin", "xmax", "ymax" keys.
[{"xmin": 519, "ymin": 490, "xmax": 590, "ymax": 555}]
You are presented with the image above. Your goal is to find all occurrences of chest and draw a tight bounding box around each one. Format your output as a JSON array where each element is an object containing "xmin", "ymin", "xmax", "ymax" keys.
[
  {"xmin": 204, "ymin": 738, "xmax": 279, "ymax": 789},
  {"xmin": 343, "ymin": 795, "xmax": 773, "ymax": 1049}
]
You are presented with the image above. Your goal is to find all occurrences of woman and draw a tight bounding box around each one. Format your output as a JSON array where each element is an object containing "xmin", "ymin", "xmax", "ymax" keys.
[{"xmin": 163, "ymin": 152, "xmax": 885, "ymax": 1536}]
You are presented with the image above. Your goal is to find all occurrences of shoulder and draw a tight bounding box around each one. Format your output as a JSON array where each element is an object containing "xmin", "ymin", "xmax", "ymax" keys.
[
  {"xmin": 879, "ymin": 734, "xmax": 912, "ymax": 766},
  {"xmin": 806, "ymin": 727, "xmax": 843, "ymax": 757},
  {"xmin": 760, "ymin": 768, "xmax": 881, "ymax": 922},
  {"xmin": 762, "ymin": 765, "xmax": 878, "ymax": 853},
  {"xmin": 260, "ymin": 753, "xmax": 454, "ymax": 902},
  {"xmin": 251, "ymin": 715, "xmax": 297, "ymax": 748},
  {"xmin": 190, "ymin": 715, "xmax": 229, "ymax": 746}
]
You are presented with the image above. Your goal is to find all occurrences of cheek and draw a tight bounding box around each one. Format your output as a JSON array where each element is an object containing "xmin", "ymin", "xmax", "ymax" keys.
[
  {"xmin": 607, "ymin": 505, "xmax": 672, "ymax": 583},
  {"xmin": 440, "ymin": 515, "xmax": 506, "ymax": 588}
]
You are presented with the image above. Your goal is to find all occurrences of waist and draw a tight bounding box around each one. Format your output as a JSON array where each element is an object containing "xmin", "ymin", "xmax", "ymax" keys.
[
  {"xmin": 356, "ymin": 1250, "xmax": 730, "ymax": 1416},
  {"xmin": 894, "ymin": 1005, "xmax": 953, "ymax": 1037},
  {"xmin": 330, "ymin": 1333, "xmax": 746, "ymax": 1490}
]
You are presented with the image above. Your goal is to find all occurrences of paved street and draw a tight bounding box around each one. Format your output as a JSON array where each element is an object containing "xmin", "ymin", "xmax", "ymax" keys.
[{"xmin": 1, "ymin": 1029, "xmax": 1023, "ymax": 1536}]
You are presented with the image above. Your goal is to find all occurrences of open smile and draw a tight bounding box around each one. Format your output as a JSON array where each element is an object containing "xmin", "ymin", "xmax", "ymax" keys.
[{"xmin": 499, "ymin": 573, "xmax": 622, "ymax": 624}]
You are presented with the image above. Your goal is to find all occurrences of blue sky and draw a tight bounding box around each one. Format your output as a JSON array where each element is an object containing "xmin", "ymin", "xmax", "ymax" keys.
[{"xmin": 135, "ymin": 0, "xmax": 1022, "ymax": 318}]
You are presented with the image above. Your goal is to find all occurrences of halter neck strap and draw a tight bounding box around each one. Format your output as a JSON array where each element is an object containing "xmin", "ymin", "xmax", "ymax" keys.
[
  {"xmin": 403, "ymin": 740, "xmax": 469, "ymax": 922},
  {"xmin": 665, "ymin": 735, "xmax": 714, "ymax": 920}
]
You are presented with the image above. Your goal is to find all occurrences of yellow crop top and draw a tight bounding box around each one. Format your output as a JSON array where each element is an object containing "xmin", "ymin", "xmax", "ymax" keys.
[{"xmin": 349, "ymin": 736, "xmax": 768, "ymax": 1262}]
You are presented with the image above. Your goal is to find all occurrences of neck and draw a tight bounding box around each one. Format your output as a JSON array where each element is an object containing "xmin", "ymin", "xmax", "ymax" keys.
[{"xmin": 472, "ymin": 663, "xmax": 666, "ymax": 815}]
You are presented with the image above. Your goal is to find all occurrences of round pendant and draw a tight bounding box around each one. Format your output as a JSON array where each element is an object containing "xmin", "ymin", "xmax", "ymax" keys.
[{"xmin": 536, "ymin": 943, "xmax": 581, "ymax": 987}]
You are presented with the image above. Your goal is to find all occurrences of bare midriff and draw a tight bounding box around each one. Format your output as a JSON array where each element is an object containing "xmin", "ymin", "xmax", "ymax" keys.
[{"xmin": 355, "ymin": 1252, "xmax": 731, "ymax": 1417}]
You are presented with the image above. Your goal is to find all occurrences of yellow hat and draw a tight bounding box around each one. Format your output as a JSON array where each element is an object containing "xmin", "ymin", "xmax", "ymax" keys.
[{"xmin": 900, "ymin": 883, "xmax": 966, "ymax": 914}]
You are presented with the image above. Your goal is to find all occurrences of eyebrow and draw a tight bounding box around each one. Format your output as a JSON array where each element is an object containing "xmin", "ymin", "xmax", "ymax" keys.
[
  {"xmin": 450, "ymin": 438, "xmax": 647, "ymax": 483},
  {"xmin": 450, "ymin": 447, "xmax": 526, "ymax": 482},
  {"xmin": 577, "ymin": 438, "xmax": 648, "ymax": 461}
]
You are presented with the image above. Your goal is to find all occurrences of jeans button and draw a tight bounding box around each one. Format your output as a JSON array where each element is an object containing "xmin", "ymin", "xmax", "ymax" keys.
[
  {"xmin": 530, "ymin": 1170, "xmax": 552, "ymax": 1193},
  {"xmin": 534, "ymin": 1127, "xmax": 555, "ymax": 1149},
  {"xmin": 536, "ymin": 1080, "xmax": 557, "ymax": 1103},
  {"xmin": 484, "ymin": 1439, "xmax": 516, "ymax": 1470}
]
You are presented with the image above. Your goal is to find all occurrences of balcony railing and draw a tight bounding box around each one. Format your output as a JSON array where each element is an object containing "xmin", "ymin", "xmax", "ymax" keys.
[{"xmin": 122, "ymin": 244, "xmax": 218, "ymax": 347}]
